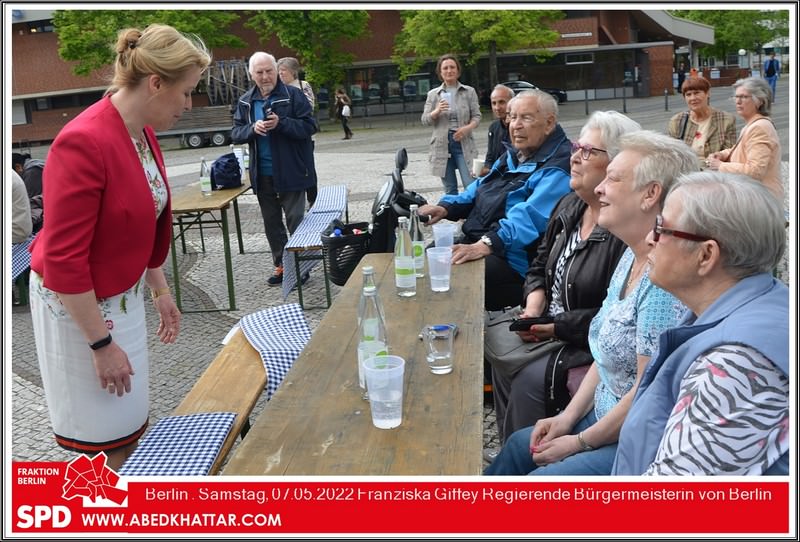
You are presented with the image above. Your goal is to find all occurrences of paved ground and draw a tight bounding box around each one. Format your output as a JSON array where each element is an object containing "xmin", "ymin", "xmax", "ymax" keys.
[{"xmin": 10, "ymin": 79, "xmax": 791, "ymax": 468}]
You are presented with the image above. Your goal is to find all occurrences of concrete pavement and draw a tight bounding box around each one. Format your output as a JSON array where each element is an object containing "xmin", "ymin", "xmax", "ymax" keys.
[{"xmin": 9, "ymin": 78, "xmax": 791, "ymax": 466}]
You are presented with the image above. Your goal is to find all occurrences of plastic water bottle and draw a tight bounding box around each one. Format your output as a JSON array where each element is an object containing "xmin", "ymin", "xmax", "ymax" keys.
[
  {"xmin": 408, "ymin": 204, "xmax": 425, "ymax": 278},
  {"xmin": 394, "ymin": 216, "xmax": 416, "ymax": 297},
  {"xmin": 242, "ymin": 147, "xmax": 250, "ymax": 182},
  {"xmin": 357, "ymin": 266, "xmax": 387, "ymax": 399},
  {"xmin": 200, "ymin": 156, "xmax": 212, "ymax": 196}
]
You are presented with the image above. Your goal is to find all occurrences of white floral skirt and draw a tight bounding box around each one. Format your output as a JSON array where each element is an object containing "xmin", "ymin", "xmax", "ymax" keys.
[{"xmin": 29, "ymin": 271, "xmax": 150, "ymax": 452}]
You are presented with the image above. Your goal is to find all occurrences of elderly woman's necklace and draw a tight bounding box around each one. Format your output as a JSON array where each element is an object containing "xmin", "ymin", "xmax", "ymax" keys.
[{"xmin": 625, "ymin": 258, "xmax": 648, "ymax": 293}]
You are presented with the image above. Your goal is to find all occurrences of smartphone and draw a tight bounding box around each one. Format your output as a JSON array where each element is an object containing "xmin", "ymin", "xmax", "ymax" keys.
[
  {"xmin": 508, "ymin": 316, "xmax": 554, "ymax": 332},
  {"xmin": 262, "ymin": 105, "xmax": 272, "ymax": 118}
]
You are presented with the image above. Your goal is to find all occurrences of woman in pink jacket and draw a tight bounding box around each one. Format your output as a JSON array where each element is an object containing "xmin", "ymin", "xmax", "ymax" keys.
[{"xmin": 706, "ymin": 77, "xmax": 782, "ymax": 199}]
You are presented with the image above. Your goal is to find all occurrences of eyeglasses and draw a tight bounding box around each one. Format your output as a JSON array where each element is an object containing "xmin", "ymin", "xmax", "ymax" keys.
[
  {"xmin": 570, "ymin": 142, "xmax": 608, "ymax": 160},
  {"xmin": 506, "ymin": 113, "xmax": 539, "ymax": 125},
  {"xmin": 653, "ymin": 215, "xmax": 715, "ymax": 243},
  {"xmin": 730, "ymin": 94, "xmax": 753, "ymax": 101}
]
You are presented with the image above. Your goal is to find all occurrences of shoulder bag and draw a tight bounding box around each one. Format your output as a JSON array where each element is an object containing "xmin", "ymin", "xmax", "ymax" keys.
[{"xmin": 484, "ymin": 306, "xmax": 566, "ymax": 380}]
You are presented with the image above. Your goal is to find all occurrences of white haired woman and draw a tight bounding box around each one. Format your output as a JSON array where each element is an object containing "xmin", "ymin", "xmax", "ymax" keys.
[
  {"xmin": 490, "ymin": 111, "xmax": 641, "ymax": 445},
  {"xmin": 614, "ymin": 172, "xmax": 788, "ymax": 475},
  {"xmin": 706, "ymin": 77, "xmax": 782, "ymax": 199}
]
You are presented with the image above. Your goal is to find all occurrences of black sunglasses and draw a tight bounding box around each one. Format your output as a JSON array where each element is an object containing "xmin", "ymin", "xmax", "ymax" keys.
[{"xmin": 653, "ymin": 215, "xmax": 715, "ymax": 243}]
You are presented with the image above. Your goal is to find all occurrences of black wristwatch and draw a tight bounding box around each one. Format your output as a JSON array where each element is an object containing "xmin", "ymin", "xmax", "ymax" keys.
[{"xmin": 89, "ymin": 333, "xmax": 113, "ymax": 351}]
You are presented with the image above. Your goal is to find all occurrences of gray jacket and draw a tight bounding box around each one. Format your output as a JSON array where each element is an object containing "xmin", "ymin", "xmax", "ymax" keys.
[{"xmin": 421, "ymin": 82, "xmax": 481, "ymax": 178}]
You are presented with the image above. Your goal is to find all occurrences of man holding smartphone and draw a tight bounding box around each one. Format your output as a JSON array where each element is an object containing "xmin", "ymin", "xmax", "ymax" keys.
[{"xmin": 232, "ymin": 52, "xmax": 317, "ymax": 286}]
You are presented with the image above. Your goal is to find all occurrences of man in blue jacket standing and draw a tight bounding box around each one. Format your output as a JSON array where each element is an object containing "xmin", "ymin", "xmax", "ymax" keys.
[
  {"xmin": 763, "ymin": 52, "xmax": 780, "ymax": 102},
  {"xmin": 232, "ymin": 52, "xmax": 317, "ymax": 286},
  {"xmin": 419, "ymin": 89, "xmax": 572, "ymax": 310}
]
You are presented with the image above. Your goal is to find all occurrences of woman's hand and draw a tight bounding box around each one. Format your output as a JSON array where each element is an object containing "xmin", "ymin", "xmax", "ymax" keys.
[
  {"xmin": 529, "ymin": 415, "xmax": 578, "ymax": 464},
  {"xmin": 154, "ymin": 294, "xmax": 181, "ymax": 344},
  {"xmin": 531, "ymin": 434, "xmax": 583, "ymax": 465},
  {"xmin": 433, "ymin": 98, "xmax": 449, "ymax": 120},
  {"xmin": 530, "ymin": 414, "xmax": 572, "ymax": 448},
  {"xmin": 523, "ymin": 323, "xmax": 555, "ymax": 342},
  {"xmin": 92, "ymin": 343, "xmax": 134, "ymax": 397},
  {"xmin": 518, "ymin": 290, "xmax": 547, "ymax": 341},
  {"xmin": 453, "ymin": 125, "xmax": 471, "ymax": 142}
]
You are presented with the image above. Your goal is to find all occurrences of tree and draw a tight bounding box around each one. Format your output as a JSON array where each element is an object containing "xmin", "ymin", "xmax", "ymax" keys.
[
  {"xmin": 670, "ymin": 10, "xmax": 788, "ymax": 64},
  {"xmin": 53, "ymin": 10, "xmax": 246, "ymax": 76},
  {"xmin": 392, "ymin": 10, "xmax": 563, "ymax": 87},
  {"xmin": 244, "ymin": 10, "xmax": 370, "ymax": 89}
]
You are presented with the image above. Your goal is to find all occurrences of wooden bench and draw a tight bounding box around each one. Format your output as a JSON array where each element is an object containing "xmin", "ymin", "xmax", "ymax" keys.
[
  {"xmin": 122, "ymin": 303, "xmax": 310, "ymax": 476},
  {"xmin": 168, "ymin": 328, "xmax": 266, "ymax": 475},
  {"xmin": 282, "ymin": 184, "xmax": 348, "ymax": 309}
]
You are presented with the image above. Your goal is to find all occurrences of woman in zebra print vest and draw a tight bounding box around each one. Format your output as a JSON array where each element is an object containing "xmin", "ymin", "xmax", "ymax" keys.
[{"xmin": 614, "ymin": 172, "xmax": 789, "ymax": 475}]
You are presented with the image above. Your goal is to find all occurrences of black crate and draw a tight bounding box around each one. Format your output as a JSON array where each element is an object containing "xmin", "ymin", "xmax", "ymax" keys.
[{"xmin": 321, "ymin": 221, "xmax": 371, "ymax": 287}]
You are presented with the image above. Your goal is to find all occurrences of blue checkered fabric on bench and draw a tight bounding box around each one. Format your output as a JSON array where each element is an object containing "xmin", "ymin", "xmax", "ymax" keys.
[
  {"xmin": 239, "ymin": 303, "xmax": 311, "ymax": 399},
  {"xmin": 282, "ymin": 210, "xmax": 343, "ymax": 299},
  {"xmin": 118, "ymin": 412, "xmax": 235, "ymax": 476},
  {"xmin": 12, "ymin": 235, "xmax": 35, "ymax": 281},
  {"xmin": 309, "ymin": 184, "xmax": 347, "ymax": 214}
]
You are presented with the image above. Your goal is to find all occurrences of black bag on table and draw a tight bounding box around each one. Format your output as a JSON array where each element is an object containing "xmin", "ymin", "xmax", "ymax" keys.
[{"xmin": 211, "ymin": 152, "xmax": 242, "ymax": 190}]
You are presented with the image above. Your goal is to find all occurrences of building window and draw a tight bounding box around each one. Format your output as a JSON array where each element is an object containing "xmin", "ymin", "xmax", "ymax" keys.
[
  {"xmin": 35, "ymin": 98, "xmax": 50, "ymax": 110},
  {"xmin": 565, "ymin": 53, "xmax": 594, "ymax": 65},
  {"xmin": 27, "ymin": 21, "xmax": 55, "ymax": 33}
]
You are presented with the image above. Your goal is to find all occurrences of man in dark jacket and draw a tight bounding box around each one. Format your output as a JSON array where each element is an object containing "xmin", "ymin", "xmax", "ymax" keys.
[
  {"xmin": 479, "ymin": 84, "xmax": 514, "ymax": 177},
  {"xmin": 231, "ymin": 52, "xmax": 317, "ymax": 286},
  {"xmin": 12, "ymin": 152, "xmax": 44, "ymax": 233},
  {"xmin": 419, "ymin": 90, "xmax": 572, "ymax": 310}
]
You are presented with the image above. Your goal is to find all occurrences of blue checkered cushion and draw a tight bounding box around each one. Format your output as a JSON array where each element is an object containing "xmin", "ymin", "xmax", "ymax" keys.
[
  {"xmin": 309, "ymin": 184, "xmax": 347, "ymax": 214},
  {"xmin": 11, "ymin": 235, "xmax": 35, "ymax": 281},
  {"xmin": 282, "ymin": 211, "xmax": 342, "ymax": 298},
  {"xmin": 118, "ymin": 412, "xmax": 235, "ymax": 476},
  {"xmin": 239, "ymin": 303, "xmax": 311, "ymax": 399}
]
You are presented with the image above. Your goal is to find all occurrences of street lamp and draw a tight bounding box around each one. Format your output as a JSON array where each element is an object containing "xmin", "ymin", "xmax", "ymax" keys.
[{"xmin": 738, "ymin": 49, "xmax": 747, "ymax": 68}]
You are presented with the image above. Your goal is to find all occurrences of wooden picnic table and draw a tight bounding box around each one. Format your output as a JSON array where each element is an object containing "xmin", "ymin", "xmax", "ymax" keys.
[
  {"xmin": 222, "ymin": 252, "xmax": 485, "ymax": 475},
  {"xmin": 169, "ymin": 182, "xmax": 251, "ymax": 312}
]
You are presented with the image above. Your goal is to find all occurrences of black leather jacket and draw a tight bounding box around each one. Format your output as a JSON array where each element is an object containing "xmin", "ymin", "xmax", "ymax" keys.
[
  {"xmin": 522, "ymin": 192, "xmax": 627, "ymax": 416},
  {"xmin": 523, "ymin": 192, "xmax": 626, "ymax": 347}
]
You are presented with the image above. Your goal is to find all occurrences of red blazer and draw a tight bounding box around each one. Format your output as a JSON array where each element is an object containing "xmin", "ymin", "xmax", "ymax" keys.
[{"xmin": 30, "ymin": 96, "xmax": 172, "ymax": 298}]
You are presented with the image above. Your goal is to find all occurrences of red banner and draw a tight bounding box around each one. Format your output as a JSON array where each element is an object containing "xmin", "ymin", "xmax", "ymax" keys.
[{"xmin": 10, "ymin": 458, "xmax": 794, "ymax": 535}]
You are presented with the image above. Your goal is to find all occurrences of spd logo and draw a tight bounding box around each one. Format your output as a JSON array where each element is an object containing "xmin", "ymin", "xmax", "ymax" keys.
[
  {"xmin": 16, "ymin": 505, "xmax": 71, "ymax": 529},
  {"xmin": 61, "ymin": 452, "xmax": 128, "ymax": 507}
]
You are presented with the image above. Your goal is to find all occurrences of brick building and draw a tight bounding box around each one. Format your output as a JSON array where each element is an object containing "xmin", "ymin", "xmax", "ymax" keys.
[{"xmin": 10, "ymin": 8, "xmax": 712, "ymax": 145}]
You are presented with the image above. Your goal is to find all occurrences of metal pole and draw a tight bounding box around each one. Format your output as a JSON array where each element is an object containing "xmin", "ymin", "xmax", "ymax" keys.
[
  {"xmin": 584, "ymin": 89, "xmax": 589, "ymax": 116},
  {"xmin": 622, "ymin": 84, "xmax": 627, "ymax": 114},
  {"xmin": 664, "ymin": 88, "xmax": 669, "ymax": 111}
]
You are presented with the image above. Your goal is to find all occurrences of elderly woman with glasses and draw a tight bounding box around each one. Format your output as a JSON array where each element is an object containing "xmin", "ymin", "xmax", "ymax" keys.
[
  {"xmin": 614, "ymin": 172, "xmax": 788, "ymax": 475},
  {"xmin": 706, "ymin": 77, "xmax": 782, "ymax": 199},
  {"xmin": 489, "ymin": 112, "xmax": 641, "ymax": 446},
  {"xmin": 485, "ymin": 131, "xmax": 696, "ymax": 476}
]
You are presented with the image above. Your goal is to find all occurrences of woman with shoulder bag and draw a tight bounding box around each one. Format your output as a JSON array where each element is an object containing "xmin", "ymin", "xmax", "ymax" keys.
[
  {"xmin": 490, "ymin": 112, "xmax": 639, "ymax": 444},
  {"xmin": 334, "ymin": 88, "xmax": 353, "ymax": 140},
  {"xmin": 666, "ymin": 76, "xmax": 736, "ymax": 169},
  {"xmin": 706, "ymin": 77, "xmax": 782, "ymax": 199}
]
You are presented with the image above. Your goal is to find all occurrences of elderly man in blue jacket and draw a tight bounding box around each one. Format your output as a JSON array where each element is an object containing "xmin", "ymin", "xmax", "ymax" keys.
[
  {"xmin": 419, "ymin": 89, "xmax": 572, "ymax": 310},
  {"xmin": 232, "ymin": 52, "xmax": 317, "ymax": 287}
]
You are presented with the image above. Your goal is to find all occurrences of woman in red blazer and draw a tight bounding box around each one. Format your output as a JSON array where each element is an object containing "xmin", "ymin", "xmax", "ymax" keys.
[{"xmin": 29, "ymin": 24, "xmax": 210, "ymax": 469}]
